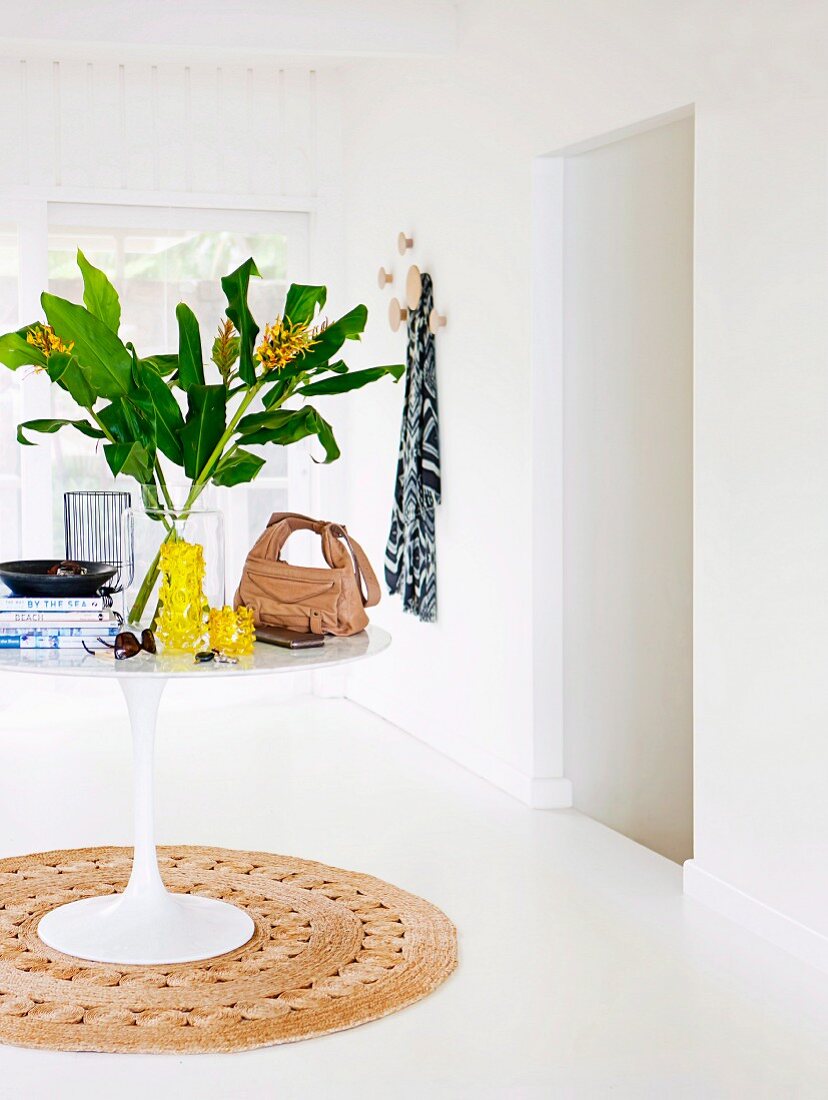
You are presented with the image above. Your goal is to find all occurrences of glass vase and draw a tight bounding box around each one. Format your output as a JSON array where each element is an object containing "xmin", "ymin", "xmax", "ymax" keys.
[{"xmin": 121, "ymin": 508, "xmax": 225, "ymax": 644}]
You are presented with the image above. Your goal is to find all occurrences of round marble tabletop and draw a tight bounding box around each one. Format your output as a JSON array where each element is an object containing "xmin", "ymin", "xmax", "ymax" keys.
[{"xmin": 0, "ymin": 624, "xmax": 391, "ymax": 679}]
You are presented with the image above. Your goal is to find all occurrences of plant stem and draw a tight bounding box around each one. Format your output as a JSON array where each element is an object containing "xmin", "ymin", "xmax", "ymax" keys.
[
  {"xmin": 182, "ymin": 378, "xmax": 266, "ymax": 505},
  {"xmin": 128, "ymin": 547, "xmax": 161, "ymax": 624},
  {"xmin": 126, "ymin": 377, "xmax": 274, "ymax": 624},
  {"xmin": 87, "ymin": 406, "xmax": 115, "ymax": 444},
  {"xmin": 155, "ymin": 459, "xmax": 175, "ymax": 511}
]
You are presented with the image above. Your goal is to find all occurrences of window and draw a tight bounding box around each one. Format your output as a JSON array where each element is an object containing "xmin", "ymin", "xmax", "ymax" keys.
[{"xmin": 44, "ymin": 204, "xmax": 309, "ymax": 578}]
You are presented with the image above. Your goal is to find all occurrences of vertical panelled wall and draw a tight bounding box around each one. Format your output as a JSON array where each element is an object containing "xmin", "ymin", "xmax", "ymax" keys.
[{"xmin": 0, "ymin": 57, "xmax": 324, "ymax": 198}]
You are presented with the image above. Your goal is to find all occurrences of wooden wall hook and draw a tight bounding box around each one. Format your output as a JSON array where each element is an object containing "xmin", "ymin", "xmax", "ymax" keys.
[
  {"xmin": 406, "ymin": 265, "xmax": 422, "ymax": 311},
  {"xmin": 397, "ymin": 231, "xmax": 414, "ymax": 256},
  {"xmin": 429, "ymin": 308, "xmax": 447, "ymax": 334},
  {"xmin": 377, "ymin": 266, "xmax": 393, "ymax": 289},
  {"xmin": 389, "ymin": 297, "xmax": 408, "ymax": 332}
]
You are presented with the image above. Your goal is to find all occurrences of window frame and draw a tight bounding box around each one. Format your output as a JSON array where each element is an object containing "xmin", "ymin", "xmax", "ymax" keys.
[
  {"xmin": 0, "ymin": 219, "xmax": 22, "ymax": 561},
  {"xmin": 9, "ymin": 197, "xmax": 312, "ymax": 571}
]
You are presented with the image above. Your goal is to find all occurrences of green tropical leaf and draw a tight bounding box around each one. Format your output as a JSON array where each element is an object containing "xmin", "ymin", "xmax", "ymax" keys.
[
  {"xmin": 260, "ymin": 358, "xmax": 349, "ymax": 408},
  {"xmin": 131, "ymin": 358, "xmax": 185, "ymax": 465},
  {"xmin": 0, "ymin": 326, "xmax": 46, "ymax": 370},
  {"xmin": 236, "ymin": 405, "xmax": 339, "ymax": 463},
  {"xmin": 16, "ymin": 418, "xmax": 104, "ymax": 446},
  {"xmin": 46, "ymin": 351, "xmax": 96, "ymax": 408},
  {"xmin": 211, "ymin": 447, "xmax": 266, "ymax": 487},
  {"xmin": 221, "ymin": 258, "xmax": 260, "ymax": 387},
  {"xmin": 331, "ymin": 304, "xmax": 367, "ymax": 339},
  {"xmin": 175, "ymin": 303, "xmax": 204, "ymax": 390},
  {"xmin": 283, "ymin": 284, "xmax": 327, "ymax": 326},
  {"xmin": 97, "ymin": 397, "xmax": 150, "ymax": 447},
  {"xmin": 77, "ymin": 249, "xmax": 121, "ymax": 333},
  {"xmin": 136, "ymin": 352, "xmax": 178, "ymax": 377},
  {"xmin": 299, "ymin": 363, "xmax": 404, "ymax": 396},
  {"xmin": 41, "ymin": 293, "xmax": 132, "ymax": 398},
  {"xmin": 261, "ymin": 376, "xmax": 292, "ymax": 409},
  {"xmin": 181, "ymin": 383, "xmax": 226, "ymax": 479},
  {"xmin": 96, "ymin": 399, "xmax": 130, "ymax": 443},
  {"xmin": 103, "ymin": 441, "xmax": 152, "ymax": 482},
  {"xmin": 236, "ymin": 407, "xmax": 310, "ymax": 444},
  {"xmin": 311, "ymin": 413, "xmax": 341, "ymax": 464}
]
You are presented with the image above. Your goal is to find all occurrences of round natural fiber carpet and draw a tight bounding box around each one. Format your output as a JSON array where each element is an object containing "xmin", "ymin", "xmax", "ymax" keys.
[{"xmin": 0, "ymin": 845, "xmax": 457, "ymax": 1054}]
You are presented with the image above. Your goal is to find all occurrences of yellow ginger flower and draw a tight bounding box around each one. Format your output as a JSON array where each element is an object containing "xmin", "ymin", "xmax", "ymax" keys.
[
  {"xmin": 255, "ymin": 316, "xmax": 319, "ymax": 373},
  {"xmin": 26, "ymin": 324, "xmax": 74, "ymax": 368},
  {"xmin": 156, "ymin": 540, "xmax": 208, "ymax": 654},
  {"xmin": 208, "ymin": 605, "xmax": 255, "ymax": 657}
]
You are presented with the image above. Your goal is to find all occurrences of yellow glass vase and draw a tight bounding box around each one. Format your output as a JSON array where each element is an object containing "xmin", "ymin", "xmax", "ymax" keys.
[
  {"xmin": 121, "ymin": 506, "xmax": 225, "ymax": 633},
  {"xmin": 156, "ymin": 539, "xmax": 209, "ymax": 654}
]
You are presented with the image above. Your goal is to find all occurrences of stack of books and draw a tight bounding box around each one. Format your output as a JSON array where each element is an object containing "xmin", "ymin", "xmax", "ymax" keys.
[{"xmin": 0, "ymin": 596, "xmax": 122, "ymax": 649}]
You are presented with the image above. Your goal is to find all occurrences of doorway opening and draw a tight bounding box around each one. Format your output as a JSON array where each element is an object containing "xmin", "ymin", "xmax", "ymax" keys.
[{"xmin": 533, "ymin": 108, "xmax": 694, "ymax": 863}]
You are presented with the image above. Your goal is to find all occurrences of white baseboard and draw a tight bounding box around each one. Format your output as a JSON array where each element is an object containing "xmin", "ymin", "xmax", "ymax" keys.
[
  {"xmin": 345, "ymin": 685, "xmax": 572, "ymax": 809},
  {"xmin": 684, "ymin": 859, "xmax": 828, "ymax": 974},
  {"xmin": 529, "ymin": 775, "xmax": 574, "ymax": 809}
]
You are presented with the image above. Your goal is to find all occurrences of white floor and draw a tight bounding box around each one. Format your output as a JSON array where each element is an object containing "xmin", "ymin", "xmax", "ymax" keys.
[{"xmin": 1, "ymin": 686, "xmax": 828, "ymax": 1098}]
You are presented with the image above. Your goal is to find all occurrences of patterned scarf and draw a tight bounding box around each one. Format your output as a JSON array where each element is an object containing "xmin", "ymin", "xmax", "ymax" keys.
[{"xmin": 384, "ymin": 271, "xmax": 441, "ymax": 622}]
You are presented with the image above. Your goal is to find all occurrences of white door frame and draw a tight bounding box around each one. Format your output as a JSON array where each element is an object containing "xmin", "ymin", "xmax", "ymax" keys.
[{"xmin": 529, "ymin": 104, "xmax": 694, "ymax": 809}]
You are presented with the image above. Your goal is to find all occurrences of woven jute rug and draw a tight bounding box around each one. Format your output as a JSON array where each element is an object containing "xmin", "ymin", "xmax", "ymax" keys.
[{"xmin": 0, "ymin": 845, "xmax": 457, "ymax": 1054}]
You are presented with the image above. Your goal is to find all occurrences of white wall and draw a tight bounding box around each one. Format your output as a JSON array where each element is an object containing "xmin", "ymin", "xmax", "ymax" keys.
[
  {"xmin": 562, "ymin": 116, "xmax": 694, "ymax": 864},
  {"xmin": 337, "ymin": 0, "xmax": 828, "ymax": 963},
  {"xmin": 688, "ymin": 88, "xmax": 828, "ymax": 958}
]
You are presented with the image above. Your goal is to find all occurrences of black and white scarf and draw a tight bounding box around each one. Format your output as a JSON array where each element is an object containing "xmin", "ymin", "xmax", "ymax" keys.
[{"xmin": 384, "ymin": 271, "xmax": 441, "ymax": 622}]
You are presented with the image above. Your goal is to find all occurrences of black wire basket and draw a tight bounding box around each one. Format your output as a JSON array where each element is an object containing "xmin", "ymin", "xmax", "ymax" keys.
[{"xmin": 63, "ymin": 491, "xmax": 134, "ymax": 595}]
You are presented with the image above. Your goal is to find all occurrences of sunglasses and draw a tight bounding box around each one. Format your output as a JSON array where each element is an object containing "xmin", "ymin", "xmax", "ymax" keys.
[{"xmin": 83, "ymin": 629, "xmax": 156, "ymax": 660}]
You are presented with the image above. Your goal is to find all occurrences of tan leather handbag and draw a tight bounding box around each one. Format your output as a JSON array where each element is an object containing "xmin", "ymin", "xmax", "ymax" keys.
[{"xmin": 234, "ymin": 512, "xmax": 381, "ymax": 636}]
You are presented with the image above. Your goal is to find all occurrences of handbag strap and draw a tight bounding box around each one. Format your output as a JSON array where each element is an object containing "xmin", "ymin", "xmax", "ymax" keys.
[
  {"xmin": 331, "ymin": 524, "xmax": 381, "ymax": 608},
  {"xmin": 258, "ymin": 512, "xmax": 381, "ymax": 608}
]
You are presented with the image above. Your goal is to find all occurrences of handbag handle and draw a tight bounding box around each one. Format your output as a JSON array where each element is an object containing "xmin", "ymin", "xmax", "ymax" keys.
[{"xmin": 261, "ymin": 512, "xmax": 381, "ymax": 608}]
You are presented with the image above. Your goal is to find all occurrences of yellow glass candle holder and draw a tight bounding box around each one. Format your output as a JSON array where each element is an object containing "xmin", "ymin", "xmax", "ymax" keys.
[
  {"xmin": 208, "ymin": 605, "xmax": 256, "ymax": 657},
  {"xmin": 156, "ymin": 539, "xmax": 208, "ymax": 654}
]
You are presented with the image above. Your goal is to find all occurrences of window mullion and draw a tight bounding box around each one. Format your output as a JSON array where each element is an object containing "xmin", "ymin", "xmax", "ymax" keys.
[{"xmin": 18, "ymin": 199, "xmax": 53, "ymax": 556}]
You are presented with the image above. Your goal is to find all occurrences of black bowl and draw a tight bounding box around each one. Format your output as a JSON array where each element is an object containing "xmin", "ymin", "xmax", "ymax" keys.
[{"xmin": 0, "ymin": 560, "xmax": 118, "ymax": 598}]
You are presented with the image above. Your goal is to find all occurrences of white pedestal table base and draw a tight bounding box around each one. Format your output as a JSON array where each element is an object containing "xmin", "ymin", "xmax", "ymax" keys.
[
  {"xmin": 37, "ymin": 676, "xmax": 254, "ymax": 965},
  {"xmin": 0, "ymin": 629, "xmax": 391, "ymax": 964},
  {"xmin": 37, "ymin": 889, "xmax": 254, "ymax": 967}
]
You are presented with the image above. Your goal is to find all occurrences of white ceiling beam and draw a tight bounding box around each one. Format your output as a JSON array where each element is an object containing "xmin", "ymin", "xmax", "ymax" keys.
[{"xmin": 0, "ymin": 0, "xmax": 457, "ymax": 61}]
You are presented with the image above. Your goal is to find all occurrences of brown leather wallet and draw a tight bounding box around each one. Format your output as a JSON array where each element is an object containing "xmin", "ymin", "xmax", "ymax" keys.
[{"xmin": 255, "ymin": 625, "xmax": 325, "ymax": 649}]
